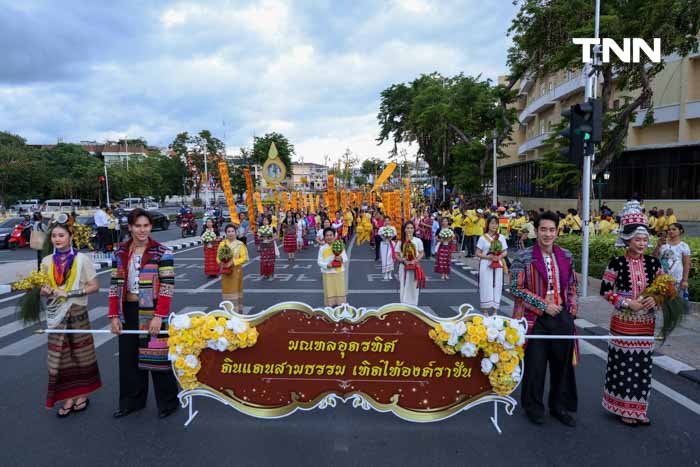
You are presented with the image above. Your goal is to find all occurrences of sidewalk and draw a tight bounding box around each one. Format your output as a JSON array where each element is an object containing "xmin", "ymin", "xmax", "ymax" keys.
[
  {"xmin": 0, "ymin": 238, "xmax": 203, "ymax": 296},
  {"xmin": 451, "ymin": 252, "xmax": 700, "ymax": 385}
]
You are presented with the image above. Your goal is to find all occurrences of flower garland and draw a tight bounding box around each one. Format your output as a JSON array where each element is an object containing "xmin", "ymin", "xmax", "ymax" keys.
[
  {"xmin": 168, "ymin": 312, "xmax": 259, "ymax": 390},
  {"xmin": 429, "ymin": 314, "xmax": 526, "ymax": 395},
  {"xmin": 201, "ymin": 231, "xmax": 217, "ymax": 243}
]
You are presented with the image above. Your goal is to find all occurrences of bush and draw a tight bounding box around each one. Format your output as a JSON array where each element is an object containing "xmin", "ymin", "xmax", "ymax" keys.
[{"xmin": 555, "ymin": 234, "xmax": 700, "ymax": 301}]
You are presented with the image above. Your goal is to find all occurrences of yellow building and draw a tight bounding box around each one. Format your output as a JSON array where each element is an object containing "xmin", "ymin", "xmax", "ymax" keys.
[{"xmin": 497, "ymin": 44, "xmax": 700, "ymax": 220}]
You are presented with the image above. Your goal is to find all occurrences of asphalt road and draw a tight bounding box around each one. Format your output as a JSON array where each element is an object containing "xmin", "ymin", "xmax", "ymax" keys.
[{"xmin": 1, "ymin": 239, "xmax": 699, "ymax": 466}]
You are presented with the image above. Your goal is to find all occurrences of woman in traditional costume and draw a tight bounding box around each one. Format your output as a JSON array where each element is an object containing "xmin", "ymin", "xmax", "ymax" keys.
[
  {"xmin": 476, "ymin": 216, "xmax": 509, "ymax": 315},
  {"xmin": 282, "ymin": 211, "xmax": 297, "ymax": 261},
  {"xmin": 434, "ymin": 217, "xmax": 456, "ymax": 280},
  {"xmin": 317, "ymin": 228, "xmax": 348, "ymax": 306},
  {"xmin": 259, "ymin": 215, "xmax": 277, "ymax": 280},
  {"xmin": 397, "ymin": 221, "xmax": 425, "ymax": 305},
  {"xmin": 201, "ymin": 217, "xmax": 221, "ymax": 278},
  {"xmin": 418, "ymin": 208, "xmax": 433, "ymax": 260},
  {"xmin": 295, "ymin": 212, "xmax": 306, "ymax": 250},
  {"xmin": 306, "ymin": 211, "xmax": 317, "ymax": 247},
  {"xmin": 379, "ymin": 217, "xmax": 396, "ymax": 281},
  {"xmin": 218, "ymin": 224, "xmax": 249, "ymax": 313},
  {"xmin": 39, "ymin": 216, "xmax": 101, "ymax": 416},
  {"xmin": 600, "ymin": 201, "xmax": 664, "ymax": 426}
]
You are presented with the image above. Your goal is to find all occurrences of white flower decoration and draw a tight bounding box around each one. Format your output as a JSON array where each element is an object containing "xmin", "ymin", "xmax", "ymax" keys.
[
  {"xmin": 442, "ymin": 320, "xmax": 467, "ymax": 346},
  {"xmin": 497, "ymin": 330, "xmax": 507, "ymax": 345},
  {"xmin": 481, "ymin": 358, "xmax": 494, "ymax": 374},
  {"xmin": 489, "ymin": 352, "xmax": 500, "ymax": 364},
  {"xmin": 184, "ymin": 354, "xmax": 198, "ymax": 369},
  {"xmin": 226, "ymin": 316, "xmax": 248, "ymax": 334},
  {"xmin": 168, "ymin": 352, "xmax": 178, "ymax": 362},
  {"xmin": 215, "ymin": 325, "xmax": 225, "ymax": 335},
  {"xmin": 460, "ymin": 342, "xmax": 478, "ymax": 358},
  {"xmin": 486, "ymin": 327, "xmax": 499, "ymax": 342},
  {"xmin": 171, "ymin": 314, "xmax": 191, "ymax": 329},
  {"xmin": 207, "ymin": 339, "xmax": 218, "ymax": 350},
  {"xmin": 216, "ymin": 337, "xmax": 229, "ymax": 352},
  {"xmin": 512, "ymin": 367, "xmax": 522, "ymax": 382}
]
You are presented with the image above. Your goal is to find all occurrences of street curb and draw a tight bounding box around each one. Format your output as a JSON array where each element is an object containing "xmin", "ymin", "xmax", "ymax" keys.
[
  {"xmin": 450, "ymin": 257, "xmax": 700, "ymax": 387},
  {"xmin": 0, "ymin": 239, "xmax": 203, "ymax": 298}
]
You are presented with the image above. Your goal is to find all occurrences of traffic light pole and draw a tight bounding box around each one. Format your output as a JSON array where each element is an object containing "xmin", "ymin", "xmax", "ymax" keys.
[
  {"xmin": 103, "ymin": 161, "xmax": 111, "ymax": 206},
  {"xmin": 580, "ymin": 0, "xmax": 601, "ymax": 297}
]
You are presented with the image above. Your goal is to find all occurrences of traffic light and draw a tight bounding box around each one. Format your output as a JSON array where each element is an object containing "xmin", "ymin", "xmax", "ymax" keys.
[
  {"xmin": 98, "ymin": 175, "xmax": 106, "ymax": 184},
  {"xmin": 560, "ymin": 98, "xmax": 602, "ymax": 165}
]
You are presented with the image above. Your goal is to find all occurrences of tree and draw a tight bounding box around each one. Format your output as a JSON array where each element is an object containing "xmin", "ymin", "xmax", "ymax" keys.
[
  {"xmin": 251, "ymin": 132, "xmax": 295, "ymax": 176},
  {"xmin": 168, "ymin": 130, "xmax": 226, "ymax": 200},
  {"xmin": 0, "ymin": 132, "xmax": 51, "ymax": 205},
  {"xmin": 507, "ymin": 0, "xmax": 700, "ymax": 191},
  {"xmin": 377, "ymin": 73, "xmax": 518, "ymax": 193},
  {"xmin": 360, "ymin": 158, "xmax": 386, "ymax": 180}
]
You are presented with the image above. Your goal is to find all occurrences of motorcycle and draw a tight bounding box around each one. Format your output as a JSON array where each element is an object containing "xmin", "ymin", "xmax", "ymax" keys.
[
  {"xmin": 180, "ymin": 216, "xmax": 198, "ymax": 237},
  {"xmin": 8, "ymin": 223, "xmax": 30, "ymax": 249}
]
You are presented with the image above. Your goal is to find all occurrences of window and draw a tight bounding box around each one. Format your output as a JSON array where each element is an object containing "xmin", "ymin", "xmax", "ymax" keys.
[{"xmin": 540, "ymin": 122, "xmax": 545, "ymax": 135}]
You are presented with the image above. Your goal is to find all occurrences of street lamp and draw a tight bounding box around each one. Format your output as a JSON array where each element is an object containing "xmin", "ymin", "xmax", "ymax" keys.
[
  {"xmin": 592, "ymin": 171, "xmax": 610, "ymax": 212},
  {"xmin": 442, "ymin": 180, "xmax": 447, "ymax": 203}
]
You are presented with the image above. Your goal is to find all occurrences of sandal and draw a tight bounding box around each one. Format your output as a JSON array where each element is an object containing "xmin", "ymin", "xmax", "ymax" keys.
[
  {"xmin": 638, "ymin": 417, "xmax": 651, "ymax": 426},
  {"xmin": 619, "ymin": 416, "xmax": 638, "ymax": 426},
  {"xmin": 57, "ymin": 403, "xmax": 74, "ymax": 418},
  {"xmin": 73, "ymin": 399, "xmax": 90, "ymax": 413}
]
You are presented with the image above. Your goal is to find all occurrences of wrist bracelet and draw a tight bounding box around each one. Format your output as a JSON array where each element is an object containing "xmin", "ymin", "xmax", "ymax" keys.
[{"xmin": 67, "ymin": 288, "xmax": 86, "ymax": 298}]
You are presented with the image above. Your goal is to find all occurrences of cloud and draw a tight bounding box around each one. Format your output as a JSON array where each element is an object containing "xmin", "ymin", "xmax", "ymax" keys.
[{"xmin": 0, "ymin": 0, "xmax": 519, "ymax": 164}]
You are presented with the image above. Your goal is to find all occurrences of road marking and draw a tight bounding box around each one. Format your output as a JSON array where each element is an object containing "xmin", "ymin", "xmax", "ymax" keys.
[
  {"xmin": 653, "ymin": 355, "xmax": 695, "ymax": 374},
  {"xmin": 574, "ymin": 318, "xmax": 597, "ymax": 329},
  {"xmin": 0, "ymin": 307, "xmax": 108, "ymax": 357},
  {"xmin": 0, "ymin": 306, "xmax": 17, "ymax": 320},
  {"xmin": 450, "ymin": 267, "xmax": 514, "ymax": 305},
  {"xmin": 579, "ymin": 340, "xmax": 700, "ymax": 417},
  {"xmin": 195, "ymin": 257, "xmax": 260, "ymax": 290}
]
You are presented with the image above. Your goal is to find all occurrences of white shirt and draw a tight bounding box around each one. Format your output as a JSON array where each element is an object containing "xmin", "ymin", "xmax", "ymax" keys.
[
  {"xmin": 317, "ymin": 244, "xmax": 348, "ymax": 274},
  {"xmin": 660, "ymin": 241, "xmax": 691, "ymax": 283},
  {"xmin": 94, "ymin": 209, "xmax": 110, "ymax": 228}
]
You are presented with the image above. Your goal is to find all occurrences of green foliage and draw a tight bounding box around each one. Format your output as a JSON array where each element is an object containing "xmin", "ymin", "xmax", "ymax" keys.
[
  {"xmin": 507, "ymin": 0, "xmax": 700, "ymax": 186},
  {"xmin": 17, "ymin": 288, "xmax": 43, "ymax": 324},
  {"xmin": 360, "ymin": 158, "xmax": 386, "ymax": 178},
  {"xmin": 251, "ymin": 132, "xmax": 294, "ymax": 176},
  {"xmin": 377, "ymin": 73, "xmax": 518, "ymax": 192}
]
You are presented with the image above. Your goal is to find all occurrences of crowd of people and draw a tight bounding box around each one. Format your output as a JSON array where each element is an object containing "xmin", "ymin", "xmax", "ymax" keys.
[{"xmin": 30, "ymin": 194, "xmax": 691, "ymax": 431}]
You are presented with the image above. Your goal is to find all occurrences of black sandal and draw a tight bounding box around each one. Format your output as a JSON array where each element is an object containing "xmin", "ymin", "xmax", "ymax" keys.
[
  {"xmin": 57, "ymin": 404, "xmax": 74, "ymax": 418},
  {"xmin": 73, "ymin": 399, "xmax": 90, "ymax": 413},
  {"xmin": 638, "ymin": 417, "xmax": 652, "ymax": 426}
]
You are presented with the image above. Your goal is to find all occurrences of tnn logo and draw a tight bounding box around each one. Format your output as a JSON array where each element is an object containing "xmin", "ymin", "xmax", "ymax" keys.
[{"xmin": 573, "ymin": 38, "xmax": 661, "ymax": 63}]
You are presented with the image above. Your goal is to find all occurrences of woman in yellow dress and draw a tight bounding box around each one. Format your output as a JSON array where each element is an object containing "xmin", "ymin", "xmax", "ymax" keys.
[{"xmin": 217, "ymin": 223, "xmax": 249, "ymax": 313}]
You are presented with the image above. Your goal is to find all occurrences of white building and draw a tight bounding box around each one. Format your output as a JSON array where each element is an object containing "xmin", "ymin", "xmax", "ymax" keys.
[{"xmin": 291, "ymin": 162, "xmax": 328, "ymax": 191}]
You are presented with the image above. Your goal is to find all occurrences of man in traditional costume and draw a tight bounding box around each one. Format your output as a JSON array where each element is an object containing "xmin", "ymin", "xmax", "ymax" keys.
[
  {"xmin": 109, "ymin": 209, "xmax": 179, "ymax": 419},
  {"xmin": 510, "ymin": 211, "xmax": 578, "ymax": 427}
]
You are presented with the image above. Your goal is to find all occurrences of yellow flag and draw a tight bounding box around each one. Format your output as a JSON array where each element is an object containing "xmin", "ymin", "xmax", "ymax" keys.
[{"xmin": 371, "ymin": 162, "xmax": 397, "ymax": 192}]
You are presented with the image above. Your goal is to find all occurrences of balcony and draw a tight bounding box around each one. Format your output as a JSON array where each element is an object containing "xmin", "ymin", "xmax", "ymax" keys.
[
  {"xmin": 518, "ymin": 132, "xmax": 553, "ymax": 156},
  {"xmin": 686, "ymin": 100, "xmax": 700, "ymax": 119},
  {"xmin": 519, "ymin": 92, "xmax": 556, "ymax": 123},
  {"xmin": 553, "ymin": 74, "xmax": 586, "ymax": 101},
  {"xmin": 632, "ymin": 103, "xmax": 681, "ymax": 127},
  {"xmin": 519, "ymin": 73, "xmax": 535, "ymax": 94}
]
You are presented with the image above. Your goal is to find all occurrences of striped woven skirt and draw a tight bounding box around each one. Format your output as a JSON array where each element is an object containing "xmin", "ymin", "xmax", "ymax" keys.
[
  {"xmin": 284, "ymin": 231, "xmax": 297, "ymax": 253},
  {"xmin": 260, "ymin": 241, "xmax": 276, "ymax": 277},
  {"xmin": 602, "ymin": 312, "xmax": 655, "ymax": 420},
  {"xmin": 46, "ymin": 305, "xmax": 102, "ymax": 408},
  {"xmin": 434, "ymin": 243, "xmax": 452, "ymax": 274}
]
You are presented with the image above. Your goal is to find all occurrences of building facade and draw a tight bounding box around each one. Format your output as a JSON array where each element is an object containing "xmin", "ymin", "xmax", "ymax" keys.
[
  {"xmin": 497, "ymin": 45, "xmax": 700, "ymax": 219},
  {"xmin": 291, "ymin": 162, "xmax": 328, "ymax": 191}
]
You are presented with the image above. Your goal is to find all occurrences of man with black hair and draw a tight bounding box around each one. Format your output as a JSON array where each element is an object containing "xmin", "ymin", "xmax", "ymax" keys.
[{"xmin": 510, "ymin": 211, "xmax": 578, "ymax": 427}]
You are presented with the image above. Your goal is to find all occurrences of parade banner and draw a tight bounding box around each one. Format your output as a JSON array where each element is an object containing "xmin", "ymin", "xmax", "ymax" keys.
[
  {"xmin": 169, "ymin": 302, "xmax": 526, "ymax": 430},
  {"xmin": 218, "ymin": 161, "xmax": 240, "ymax": 225},
  {"xmin": 371, "ymin": 162, "xmax": 397, "ymax": 192}
]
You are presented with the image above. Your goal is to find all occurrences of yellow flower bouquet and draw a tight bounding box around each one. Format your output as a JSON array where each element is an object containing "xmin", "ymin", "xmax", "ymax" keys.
[
  {"xmin": 429, "ymin": 314, "xmax": 526, "ymax": 396},
  {"xmin": 642, "ymin": 273, "xmax": 687, "ymax": 342}
]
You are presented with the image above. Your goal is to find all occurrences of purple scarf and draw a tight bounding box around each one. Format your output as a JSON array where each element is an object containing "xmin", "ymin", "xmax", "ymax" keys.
[{"xmin": 532, "ymin": 242, "xmax": 571, "ymax": 302}]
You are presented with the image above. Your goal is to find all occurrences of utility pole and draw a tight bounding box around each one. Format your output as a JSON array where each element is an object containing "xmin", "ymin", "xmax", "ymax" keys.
[
  {"xmin": 203, "ymin": 144, "xmax": 209, "ymax": 210},
  {"xmin": 125, "ymin": 136, "xmax": 129, "ymax": 171},
  {"xmin": 580, "ymin": 0, "xmax": 601, "ymax": 297},
  {"xmin": 104, "ymin": 162, "xmax": 111, "ymax": 205},
  {"xmin": 492, "ymin": 130, "xmax": 498, "ymax": 207}
]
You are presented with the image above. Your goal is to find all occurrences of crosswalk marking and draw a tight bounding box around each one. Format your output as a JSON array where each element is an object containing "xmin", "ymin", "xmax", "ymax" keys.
[
  {"xmin": 0, "ymin": 306, "xmax": 17, "ymax": 320},
  {"xmin": 0, "ymin": 307, "xmax": 108, "ymax": 357}
]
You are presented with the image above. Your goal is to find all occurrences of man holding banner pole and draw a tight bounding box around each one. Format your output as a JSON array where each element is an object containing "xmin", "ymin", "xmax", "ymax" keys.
[{"xmin": 510, "ymin": 211, "xmax": 578, "ymax": 427}]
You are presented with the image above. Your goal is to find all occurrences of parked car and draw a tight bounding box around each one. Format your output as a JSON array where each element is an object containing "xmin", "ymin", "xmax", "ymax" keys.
[
  {"xmin": 122, "ymin": 209, "xmax": 170, "ymax": 231},
  {"xmin": 0, "ymin": 218, "xmax": 22, "ymax": 248},
  {"xmin": 10, "ymin": 199, "xmax": 41, "ymax": 212}
]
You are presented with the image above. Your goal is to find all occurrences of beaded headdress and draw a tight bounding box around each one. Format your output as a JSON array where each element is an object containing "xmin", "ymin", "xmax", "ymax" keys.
[{"xmin": 615, "ymin": 201, "xmax": 650, "ymax": 247}]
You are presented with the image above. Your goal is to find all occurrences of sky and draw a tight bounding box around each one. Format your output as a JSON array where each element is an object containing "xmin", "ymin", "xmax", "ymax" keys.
[{"xmin": 0, "ymin": 0, "xmax": 520, "ymax": 164}]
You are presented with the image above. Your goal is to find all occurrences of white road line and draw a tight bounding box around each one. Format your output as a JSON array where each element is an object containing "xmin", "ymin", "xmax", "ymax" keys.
[
  {"xmin": 195, "ymin": 256, "xmax": 260, "ymax": 290},
  {"xmin": 579, "ymin": 340, "xmax": 700, "ymax": 417},
  {"xmin": 652, "ymin": 356, "xmax": 695, "ymax": 374},
  {"xmin": 574, "ymin": 318, "xmax": 598, "ymax": 329},
  {"xmin": 0, "ymin": 306, "xmax": 17, "ymax": 320},
  {"xmin": 0, "ymin": 307, "xmax": 108, "ymax": 357},
  {"xmin": 93, "ymin": 323, "xmax": 116, "ymax": 348},
  {"xmin": 450, "ymin": 267, "xmax": 514, "ymax": 306}
]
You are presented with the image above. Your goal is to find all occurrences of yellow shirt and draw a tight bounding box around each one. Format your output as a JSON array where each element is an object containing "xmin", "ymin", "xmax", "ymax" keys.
[
  {"xmin": 217, "ymin": 239, "xmax": 248, "ymax": 267},
  {"xmin": 344, "ymin": 210, "xmax": 354, "ymax": 227},
  {"xmin": 451, "ymin": 212, "xmax": 463, "ymax": 229},
  {"xmin": 656, "ymin": 216, "xmax": 667, "ymax": 231},
  {"xmin": 648, "ymin": 216, "xmax": 657, "ymax": 230},
  {"xmin": 462, "ymin": 212, "xmax": 475, "ymax": 236},
  {"xmin": 570, "ymin": 215, "xmax": 582, "ymax": 232},
  {"xmin": 667, "ymin": 214, "xmax": 677, "ymax": 226},
  {"xmin": 473, "ymin": 218, "xmax": 486, "ymax": 236},
  {"xmin": 598, "ymin": 220, "xmax": 613, "ymax": 235}
]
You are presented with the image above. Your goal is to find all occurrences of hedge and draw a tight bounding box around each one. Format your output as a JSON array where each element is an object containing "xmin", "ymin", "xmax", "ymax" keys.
[{"xmin": 554, "ymin": 234, "xmax": 700, "ymax": 301}]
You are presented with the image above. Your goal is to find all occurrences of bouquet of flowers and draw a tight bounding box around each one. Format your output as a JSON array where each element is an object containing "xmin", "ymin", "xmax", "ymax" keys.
[
  {"xmin": 11, "ymin": 270, "xmax": 51, "ymax": 323},
  {"xmin": 218, "ymin": 243, "xmax": 233, "ymax": 274},
  {"xmin": 401, "ymin": 241, "xmax": 417, "ymax": 271},
  {"xmin": 331, "ymin": 239, "xmax": 345, "ymax": 268},
  {"xmin": 641, "ymin": 274, "xmax": 687, "ymax": 342},
  {"xmin": 258, "ymin": 225, "xmax": 274, "ymax": 238},
  {"xmin": 438, "ymin": 228, "xmax": 454, "ymax": 242},
  {"xmin": 73, "ymin": 223, "xmax": 93, "ymax": 250},
  {"xmin": 379, "ymin": 225, "xmax": 396, "ymax": 240},
  {"xmin": 488, "ymin": 237, "xmax": 503, "ymax": 269},
  {"xmin": 201, "ymin": 231, "xmax": 217, "ymax": 245}
]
